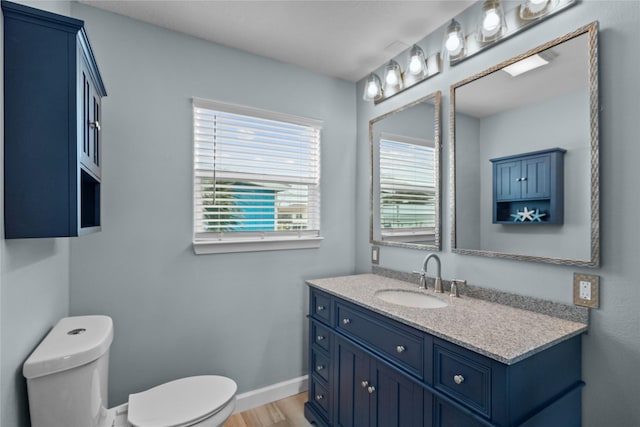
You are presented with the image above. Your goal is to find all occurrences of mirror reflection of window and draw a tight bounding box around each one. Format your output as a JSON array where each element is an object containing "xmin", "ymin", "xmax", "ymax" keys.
[{"xmin": 379, "ymin": 133, "xmax": 435, "ymax": 243}]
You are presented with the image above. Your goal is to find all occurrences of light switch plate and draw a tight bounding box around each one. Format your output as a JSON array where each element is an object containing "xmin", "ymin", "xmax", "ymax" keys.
[
  {"xmin": 371, "ymin": 246, "xmax": 380, "ymax": 265},
  {"xmin": 573, "ymin": 273, "xmax": 599, "ymax": 308}
]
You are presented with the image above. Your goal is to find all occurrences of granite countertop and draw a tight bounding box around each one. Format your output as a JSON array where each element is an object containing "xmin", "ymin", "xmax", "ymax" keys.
[{"xmin": 307, "ymin": 274, "xmax": 588, "ymax": 365}]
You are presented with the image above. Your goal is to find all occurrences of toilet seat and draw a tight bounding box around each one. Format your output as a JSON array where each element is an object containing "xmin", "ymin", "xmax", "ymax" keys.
[{"xmin": 127, "ymin": 375, "xmax": 237, "ymax": 427}]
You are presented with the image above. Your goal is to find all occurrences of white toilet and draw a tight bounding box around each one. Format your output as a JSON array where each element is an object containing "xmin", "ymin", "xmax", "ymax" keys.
[{"xmin": 23, "ymin": 315, "xmax": 237, "ymax": 427}]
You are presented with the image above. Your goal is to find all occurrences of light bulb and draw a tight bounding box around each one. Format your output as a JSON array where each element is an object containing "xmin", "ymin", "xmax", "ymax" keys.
[
  {"xmin": 362, "ymin": 73, "xmax": 382, "ymax": 101},
  {"xmin": 483, "ymin": 9, "xmax": 500, "ymax": 32},
  {"xmin": 477, "ymin": 0, "xmax": 505, "ymax": 42},
  {"xmin": 366, "ymin": 81, "xmax": 379, "ymax": 98},
  {"xmin": 407, "ymin": 45, "xmax": 427, "ymax": 77},
  {"xmin": 409, "ymin": 56, "xmax": 422, "ymax": 74},
  {"xmin": 382, "ymin": 61, "xmax": 403, "ymax": 96},
  {"xmin": 445, "ymin": 33, "xmax": 461, "ymax": 53},
  {"xmin": 385, "ymin": 71, "xmax": 398, "ymax": 85}
]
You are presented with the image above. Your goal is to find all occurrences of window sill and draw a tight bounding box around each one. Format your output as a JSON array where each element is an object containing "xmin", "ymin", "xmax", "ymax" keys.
[{"xmin": 193, "ymin": 236, "xmax": 323, "ymax": 255}]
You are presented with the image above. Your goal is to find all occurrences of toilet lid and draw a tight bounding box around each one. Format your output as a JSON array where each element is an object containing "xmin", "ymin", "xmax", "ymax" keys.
[{"xmin": 128, "ymin": 375, "xmax": 237, "ymax": 427}]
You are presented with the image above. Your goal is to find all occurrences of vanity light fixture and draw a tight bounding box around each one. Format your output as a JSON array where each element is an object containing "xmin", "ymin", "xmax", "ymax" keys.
[
  {"xmin": 444, "ymin": 19, "xmax": 465, "ymax": 61},
  {"xmin": 363, "ymin": 73, "xmax": 383, "ymax": 101},
  {"xmin": 364, "ymin": 50, "xmax": 442, "ymax": 104},
  {"xmin": 383, "ymin": 60, "xmax": 404, "ymax": 96},
  {"xmin": 478, "ymin": 0, "xmax": 506, "ymax": 43},
  {"xmin": 447, "ymin": 0, "xmax": 576, "ymax": 66}
]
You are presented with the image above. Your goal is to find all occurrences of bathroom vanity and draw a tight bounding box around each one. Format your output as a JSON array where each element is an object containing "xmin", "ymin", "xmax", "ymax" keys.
[{"xmin": 304, "ymin": 274, "xmax": 587, "ymax": 427}]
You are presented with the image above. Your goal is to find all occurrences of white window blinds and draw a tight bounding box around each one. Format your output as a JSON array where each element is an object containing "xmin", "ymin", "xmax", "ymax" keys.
[
  {"xmin": 379, "ymin": 134, "xmax": 435, "ymax": 237},
  {"xmin": 193, "ymin": 98, "xmax": 321, "ymax": 251}
]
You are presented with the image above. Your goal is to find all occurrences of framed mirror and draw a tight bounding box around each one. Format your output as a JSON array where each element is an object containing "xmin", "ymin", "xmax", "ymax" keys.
[
  {"xmin": 450, "ymin": 22, "xmax": 599, "ymax": 267},
  {"xmin": 370, "ymin": 92, "xmax": 441, "ymax": 250}
]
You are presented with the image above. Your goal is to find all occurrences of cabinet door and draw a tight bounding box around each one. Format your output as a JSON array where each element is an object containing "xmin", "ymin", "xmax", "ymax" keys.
[
  {"xmin": 494, "ymin": 160, "xmax": 521, "ymax": 201},
  {"xmin": 334, "ymin": 338, "xmax": 370, "ymax": 427},
  {"xmin": 522, "ymin": 155, "xmax": 550, "ymax": 199},
  {"xmin": 79, "ymin": 57, "xmax": 102, "ymax": 179},
  {"xmin": 371, "ymin": 359, "xmax": 424, "ymax": 427}
]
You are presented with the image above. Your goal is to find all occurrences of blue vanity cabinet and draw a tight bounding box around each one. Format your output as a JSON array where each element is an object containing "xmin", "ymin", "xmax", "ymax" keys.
[
  {"xmin": 491, "ymin": 148, "xmax": 565, "ymax": 224},
  {"xmin": 2, "ymin": 1, "xmax": 107, "ymax": 238},
  {"xmin": 306, "ymin": 286, "xmax": 584, "ymax": 427}
]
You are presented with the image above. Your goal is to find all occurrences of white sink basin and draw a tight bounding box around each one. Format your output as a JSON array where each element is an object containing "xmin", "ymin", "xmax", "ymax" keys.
[{"xmin": 375, "ymin": 289, "xmax": 448, "ymax": 309}]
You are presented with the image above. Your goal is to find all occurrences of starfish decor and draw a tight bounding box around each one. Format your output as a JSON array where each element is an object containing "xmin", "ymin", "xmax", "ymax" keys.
[{"xmin": 512, "ymin": 207, "xmax": 547, "ymax": 222}]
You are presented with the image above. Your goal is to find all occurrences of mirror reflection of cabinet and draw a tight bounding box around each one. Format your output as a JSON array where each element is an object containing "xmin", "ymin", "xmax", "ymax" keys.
[
  {"xmin": 370, "ymin": 92, "xmax": 441, "ymax": 250},
  {"xmin": 491, "ymin": 148, "xmax": 565, "ymax": 224},
  {"xmin": 451, "ymin": 23, "xmax": 599, "ymax": 266}
]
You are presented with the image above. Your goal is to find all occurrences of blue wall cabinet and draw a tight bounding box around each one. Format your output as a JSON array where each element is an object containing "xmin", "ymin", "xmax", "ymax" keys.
[
  {"xmin": 491, "ymin": 148, "xmax": 565, "ymax": 224},
  {"xmin": 305, "ymin": 287, "xmax": 583, "ymax": 427},
  {"xmin": 2, "ymin": 1, "xmax": 107, "ymax": 238}
]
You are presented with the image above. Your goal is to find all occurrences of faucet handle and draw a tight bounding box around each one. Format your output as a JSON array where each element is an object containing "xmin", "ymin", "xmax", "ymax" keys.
[
  {"xmin": 412, "ymin": 270, "xmax": 427, "ymax": 289},
  {"xmin": 450, "ymin": 279, "xmax": 466, "ymax": 298}
]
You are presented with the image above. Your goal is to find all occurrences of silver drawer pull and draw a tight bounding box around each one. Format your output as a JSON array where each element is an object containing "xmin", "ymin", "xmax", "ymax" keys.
[
  {"xmin": 396, "ymin": 345, "xmax": 406, "ymax": 353},
  {"xmin": 90, "ymin": 120, "xmax": 101, "ymax": 131},
  {"xmin": 316, "ymin": 365, "xmax": 324, "ymax": 372},
  {"xmin": 454, "ymin": 374, "xmax": 465, "ymax": 385},
  {"xmin": 361, "ymin": 380, "xmax": 369, "ymax": 388},
  {"xmin": 367, "ymin": 386, "xmax": 376, "ymax": 394},
  {"xmin": 317, "ymin": 305, "xmax": 325, "ymax": 311},
  {"xmin": 315, "ymin": 394, "xmax": 324, "ymax": 401},
  {"xmin": 342, "ymin": 318, "xmax": 351, "ymax": 325},
  {"xmin": 316, "ymin": 335, "xmax": 324, "ymax": 341}
]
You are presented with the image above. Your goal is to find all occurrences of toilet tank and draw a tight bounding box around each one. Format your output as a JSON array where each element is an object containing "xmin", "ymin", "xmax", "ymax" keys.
[{"xmin": 23, "ymin": 315, "xmax": 114, "ymax": 427}]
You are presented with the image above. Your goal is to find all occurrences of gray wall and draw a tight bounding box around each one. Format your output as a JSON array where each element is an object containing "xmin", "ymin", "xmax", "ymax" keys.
[
  {"xmin": 356, "ymin": 1, "xmax": 640, "ymax": 425},
  {"xmin": 1, "ymin": 3, "xmax": 72, "ymax": 427},
  {"xmin": 67, "ymin": 3, "xmax": 356, "ymax": 407}
]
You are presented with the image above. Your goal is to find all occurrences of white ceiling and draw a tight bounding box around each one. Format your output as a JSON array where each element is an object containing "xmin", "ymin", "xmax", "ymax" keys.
[{"xmin": 79, "ymin": 0, "xmax": 474, "ymax": 82}]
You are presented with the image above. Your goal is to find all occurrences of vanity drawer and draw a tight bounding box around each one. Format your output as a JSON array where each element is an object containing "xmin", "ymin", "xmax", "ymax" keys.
[
  {"xmin": 309, "ymin": 376, "xmax": 330, "ymax": 416},
  {"xmin": 434, "ymin": 341, "xmax": 492, "ymax": 418},
  {"xmin": 310, "ymin": 288, "xmax": 331, "ymax": 324},
  {"xmin": 311, "ymin": 348, "xmax": 331, "ymax": 383},
  {"xmin": 335, "ymin": 302, "xmax": 423, "ymax": 378},
  {"xmin": 311, "ymin": 320, "xmax": 331, "ymax": 353}
]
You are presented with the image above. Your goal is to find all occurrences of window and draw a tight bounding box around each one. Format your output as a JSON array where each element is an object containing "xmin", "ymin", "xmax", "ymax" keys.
[
  {"xmin": 379, "ymin": 133, "xmax": 435, "ymax": 242},
  {"xmin": 193, "ymin": 98, "xmax": 322, "ymax": 254}
]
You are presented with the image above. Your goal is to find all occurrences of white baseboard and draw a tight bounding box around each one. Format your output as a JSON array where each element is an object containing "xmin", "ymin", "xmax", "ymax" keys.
[{"xmin": 233, "ymin": 375, "xmax": 309, "ymax": 414}]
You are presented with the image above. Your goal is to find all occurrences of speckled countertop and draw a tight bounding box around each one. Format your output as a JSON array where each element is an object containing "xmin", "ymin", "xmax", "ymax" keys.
[{"xmin": 307, "ymin": 274, "xmax": 588, "ymax": 365}]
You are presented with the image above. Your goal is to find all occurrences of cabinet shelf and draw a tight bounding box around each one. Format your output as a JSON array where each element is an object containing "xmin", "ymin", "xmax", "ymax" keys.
[
  {"xmin": 490, "ymin": 148, "xmax": 565, "ymax": 225},
  {"xmin": 3, "ymin": 1, "xmax": 106, "ymax": 238}
]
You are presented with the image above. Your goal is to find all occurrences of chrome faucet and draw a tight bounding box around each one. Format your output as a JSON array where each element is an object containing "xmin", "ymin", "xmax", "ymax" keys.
[{"xmin": 416, "ymin": 253, "xmax": 443, "ymax": 293}]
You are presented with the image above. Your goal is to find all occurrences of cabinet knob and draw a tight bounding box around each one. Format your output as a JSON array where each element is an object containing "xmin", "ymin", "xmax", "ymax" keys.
[
  {"xmin": 367, "ymin": 386, "xmax": 376, "ymax": 394},
  {"xmin": 361, "ymin": 380, "xmax": 369, "ymax": 388},
  {"xmin": 90, "ymin": 120, "xmax": 101, "ymax": 131},
  {"xmin": 316, "ymin": 365, "xmax": 324, "ymax": 372},
  {"xmin": 316, "ymin": 335, "xmax": 324, "ymax": 341},
  {"xmin": 396, "ymin": 345, "xmax": 406, "ymax": 353},
  {"xmin": 454, "ymin": 374, "xmax": 465, "ymax": 385},
  {"xmin": 317, "ymin": 305, "xmax": 325, "ymax": 311},
  {"xmin": 315, "ymin": 394, "xmax": 324, "ymax": 401},
  {"xmin": 342, "ymin": 318, "xmax": 351, "ymax": 325}
]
